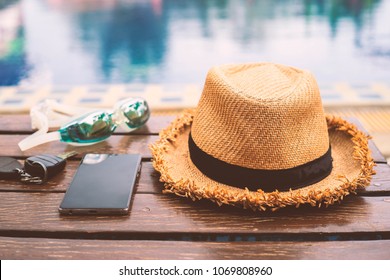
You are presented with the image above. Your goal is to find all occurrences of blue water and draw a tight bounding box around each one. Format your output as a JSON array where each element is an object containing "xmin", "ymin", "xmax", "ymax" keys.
[{"xmin": 0, "ymin": 0, "xmax": 389, "ymax": 87}]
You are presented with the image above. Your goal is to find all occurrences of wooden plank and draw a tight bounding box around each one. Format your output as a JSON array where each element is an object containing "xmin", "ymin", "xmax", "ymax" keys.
[
  {"xmin": 0, "ymin": 237, "xmax": 389, "ymax": 260},
  {"xmin": 0, "ymin": 134, "xmax": 157, "ymax": 158},
  {"xmin": 348, "ymin": 117, "xmax": 387, "ymax": 163},
  {"xmin": 0, "ymin": 115, "xmax": 386, "ymax": 161},
  {"xmin": 0, "ymin": 114, "xmax": 174, "ymax": 135},
  {"xmin": 368, "ymin": 139, "xmax": 387, "ymax": 163},
  {"xmin": 0, "ymin": 161, "xmax": 163, "ymax": 194},
  {"xmin": 1, "ymin": 192, "xmax": 390, "ymax": 239},
  {"xmin": 1, "ymin": 161, "xmax": 389, "ymax": 196},
  {"xmin": 360, "ymin": 163, "xmax": 390, "ymax": 195}
]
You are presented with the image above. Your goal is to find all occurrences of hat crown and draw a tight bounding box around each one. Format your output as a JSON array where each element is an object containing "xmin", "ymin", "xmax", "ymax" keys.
[{"xmin": 191, "ymin": 63, "xmax": 329, "ymax": 170}]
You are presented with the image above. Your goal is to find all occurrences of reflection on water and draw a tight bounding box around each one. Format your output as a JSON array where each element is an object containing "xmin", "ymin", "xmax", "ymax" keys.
[
  {"xmin": 0, "ymin": 0, "xmax": 30, "ymax": 85},
  {"xmin": 75, "ymin": 0, "xmax": 167, "ymax": 82},
  {"xmin": 0, "ymin": 0, "xmax": 389, "ymax": 86}
]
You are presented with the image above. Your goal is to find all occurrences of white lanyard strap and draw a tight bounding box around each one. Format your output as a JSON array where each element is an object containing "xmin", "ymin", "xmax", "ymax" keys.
[{"xmin": 19, "ymin": 99, "xmax": 99, "ymax": 151}]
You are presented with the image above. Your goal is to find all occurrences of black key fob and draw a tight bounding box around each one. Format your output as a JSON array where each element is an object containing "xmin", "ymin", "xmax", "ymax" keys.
[
  {"xmin": 24, "ymin": 154, "xmax": 66, "ymax": 180},
  {"xmin": 0, "ymin": 156, "xmax": 23, "ymax": 179}
]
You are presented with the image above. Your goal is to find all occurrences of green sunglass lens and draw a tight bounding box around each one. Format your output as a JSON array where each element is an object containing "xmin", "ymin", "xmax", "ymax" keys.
[
  {"xmin": 121, "ymin": 98, "xmax": 150, "ymax": 129},
  {"xmin": 59, "ymin": 111, "xmax": 116, "ymax": 143}
]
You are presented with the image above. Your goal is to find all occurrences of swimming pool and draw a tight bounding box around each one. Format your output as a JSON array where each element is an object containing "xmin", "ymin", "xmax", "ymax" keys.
[{"xmin": 0, "ymin": 0, "xmax": 389, "ymax": 87}]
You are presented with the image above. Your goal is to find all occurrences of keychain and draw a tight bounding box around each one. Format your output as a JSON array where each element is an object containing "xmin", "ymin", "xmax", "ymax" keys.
[{"xmin": 0, "ymin": 151, "xmax": 77, "ymax": 184}]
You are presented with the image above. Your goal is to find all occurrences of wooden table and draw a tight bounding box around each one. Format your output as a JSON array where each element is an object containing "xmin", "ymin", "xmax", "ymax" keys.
[{"xmin": 0, "ymin": 114, "xmax": 389, "ymax": 260}]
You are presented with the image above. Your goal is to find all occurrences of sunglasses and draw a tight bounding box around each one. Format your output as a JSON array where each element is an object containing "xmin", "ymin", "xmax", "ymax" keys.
[{"xmin": 18, "ymin": 97, "xmax": 150, "ymax": 151}]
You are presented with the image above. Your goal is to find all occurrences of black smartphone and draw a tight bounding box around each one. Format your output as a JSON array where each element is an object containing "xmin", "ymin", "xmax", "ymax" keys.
[{"xmin": 59, "ymin": 153, "xmax": 141, "ymax": 215}]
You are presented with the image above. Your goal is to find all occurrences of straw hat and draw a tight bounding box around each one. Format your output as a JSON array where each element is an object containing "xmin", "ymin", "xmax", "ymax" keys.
[{"xmin": 150, "ymin": 63, "xmax": 375, "ymax": 211}]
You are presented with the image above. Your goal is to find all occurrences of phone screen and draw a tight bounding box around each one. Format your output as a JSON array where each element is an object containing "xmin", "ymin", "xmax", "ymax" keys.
[{"xmin": 59, "ymin": 154, "xmax": 141, "ymax": 215}]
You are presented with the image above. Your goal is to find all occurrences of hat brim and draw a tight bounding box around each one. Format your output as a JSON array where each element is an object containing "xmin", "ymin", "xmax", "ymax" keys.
[{"xmin": 150, "ymin": 109, "xmax": 376, "ymax": 211}]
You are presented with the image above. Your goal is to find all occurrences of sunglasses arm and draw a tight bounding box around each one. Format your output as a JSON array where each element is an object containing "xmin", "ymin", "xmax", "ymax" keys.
[{"xmin": 18, "ymin": 131, "xmax": 61, "ymax": 151}]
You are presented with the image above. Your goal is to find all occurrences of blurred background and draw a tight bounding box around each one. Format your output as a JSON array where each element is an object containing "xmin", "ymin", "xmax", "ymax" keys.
[
  {"xmin": 0, "ymin": 0, "xmax": 389, "ymax": 158},
  {"xmin": 1, "ymin": 0, "xmax": 389, "ymax": 107},
  {"xmin": 1, "ymin": 0, "xmax": 389, "ymax": 86}
]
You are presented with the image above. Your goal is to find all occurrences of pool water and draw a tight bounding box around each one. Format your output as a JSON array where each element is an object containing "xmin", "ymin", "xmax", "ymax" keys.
[{"xmin": 0, "ymin": 0, "xmax": 389, "ymax": 87}]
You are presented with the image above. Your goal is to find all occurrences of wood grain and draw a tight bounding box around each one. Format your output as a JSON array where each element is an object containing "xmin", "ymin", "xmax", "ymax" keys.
[
  {"xmin": 0, "ymin": 114, "xmax": 386, "ymax": 163},
  {"xmin": 0, "ymin": 161, "xmax": 163, "ymax": 193},
  {"xmin": 1, "ymin": 192, "xmax": 390, "ymax": 239},
  {"xmin": 1, "ymin": 161, "xmax": 389, "ymax": 195},
  {"xmin": 0, "ymin": 114, "xmax": 174, "ymax": 135},
  {"xmin": 368, "ymin": 139, "xmax": 387, "ymax": 163},
  {"xmin": 0, "ymin": 134, "xmax": 158, "ymax": 158},
  {"xmin": 0, "ymin": 114, "xmax": 389, "ymax": 259},
  {"xmin": 360, "ymin": 163, "xmax": 390, "ymax": 195},
  {"xmin": 1, "ymin": 237, "xmax": 389, "ymax": 260},
  {"xmin": 347, "ymin": 117, "xmax": 387, "ymax": 163}
]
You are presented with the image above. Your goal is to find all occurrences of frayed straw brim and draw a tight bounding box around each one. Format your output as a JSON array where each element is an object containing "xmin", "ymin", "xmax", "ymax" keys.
[{"xmin": 150, "ymin": 109, "xmax": 376, "ymax": 211}]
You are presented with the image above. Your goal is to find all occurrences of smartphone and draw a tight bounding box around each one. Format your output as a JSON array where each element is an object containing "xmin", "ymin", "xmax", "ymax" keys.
[{"xmin": 59, "ymin": 153, "xmax": 141, "ymax": 215}]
